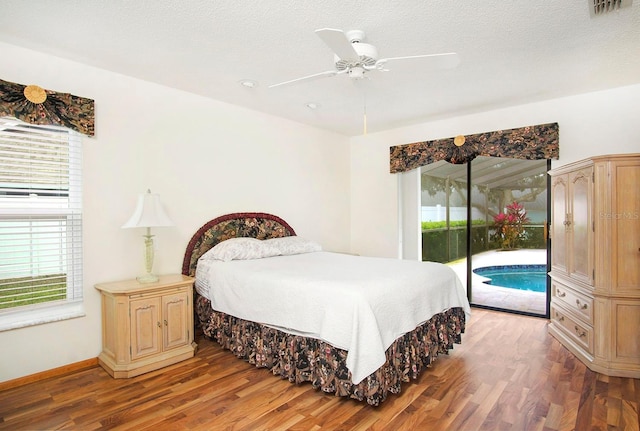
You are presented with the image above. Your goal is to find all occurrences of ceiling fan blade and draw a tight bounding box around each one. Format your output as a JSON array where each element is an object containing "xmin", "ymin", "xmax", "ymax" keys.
[
  {"xmin": 375, "ymin": 52, "xmax": 460, "ymax": 71},
  {"xmin": 315, "ymin": 28, "xmax": 360, "ymax": 61},
  {"xmin": 268, "ymin": 70, "xmax": 342, "ymax": 88}
]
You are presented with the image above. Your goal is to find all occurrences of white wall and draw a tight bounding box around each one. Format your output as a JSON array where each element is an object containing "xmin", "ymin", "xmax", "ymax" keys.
[
  {"xmin": 350, "ymin": 84, "xmax": 640, "ymax": 258},
  {"xmin": 0, "ymin": 41, "xmax": 351, "ymax": 382}
]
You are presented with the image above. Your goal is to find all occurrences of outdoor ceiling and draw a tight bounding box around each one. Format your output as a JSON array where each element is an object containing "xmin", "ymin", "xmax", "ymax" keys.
[
  {"xmin": 421, "ymin": 157, "xmax": 548, "ymax": 190},
  {"xmin": 1, "ymin": 1, "xmax": 639, "ymax": 136}
]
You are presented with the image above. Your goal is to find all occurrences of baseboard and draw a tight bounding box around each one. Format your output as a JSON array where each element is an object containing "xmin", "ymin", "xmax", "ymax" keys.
[{"xmin": 0, "ymin": 357, "xmax": 99, "ymax": 391}]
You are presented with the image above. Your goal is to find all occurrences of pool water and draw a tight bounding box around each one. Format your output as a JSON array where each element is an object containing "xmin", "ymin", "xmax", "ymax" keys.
[{"xmin": 473, "ymin": 264, "xmax": 547, "ymax": 292}]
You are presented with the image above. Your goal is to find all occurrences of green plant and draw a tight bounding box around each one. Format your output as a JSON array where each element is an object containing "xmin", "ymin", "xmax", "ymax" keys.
[
  {"xmin": 491, "ymin": 201, "xmax": 530, "ymax": 250},
  {"xmin": 421, "ymin": 219, "xmax": 486, "ymax": 231}
]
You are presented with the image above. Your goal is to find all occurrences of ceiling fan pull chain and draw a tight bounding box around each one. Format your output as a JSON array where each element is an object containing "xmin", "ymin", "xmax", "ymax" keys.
[
  {"xmin": 362, "ymin": 85, "xmax": 368, "ymax": 135},
  {"xmin": 364, "ymin": 108, "xmax": 367, "ymax": 135}
]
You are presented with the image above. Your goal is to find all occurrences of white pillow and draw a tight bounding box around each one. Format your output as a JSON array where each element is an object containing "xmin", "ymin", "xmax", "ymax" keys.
[
  {"xmin": 199, "ymin": 237, "xmax": 281, "ymax": 262},
  {"xmin": 265, "ymin": 236, "xmax": 322, "ymax": 256}
]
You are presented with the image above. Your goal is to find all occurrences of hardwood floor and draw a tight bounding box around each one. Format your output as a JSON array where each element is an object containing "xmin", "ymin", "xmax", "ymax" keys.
[{"xmin": 1, "ymin": 309, "xmax": 638, "ymax": 431}]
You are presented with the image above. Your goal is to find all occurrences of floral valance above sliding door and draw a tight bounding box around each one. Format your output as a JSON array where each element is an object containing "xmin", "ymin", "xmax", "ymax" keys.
[
  {"xmin": 0, "ymin": 78, "xmax": 95, "ymax": 136},
  {"xmin": 390, "ymin": 122, "xmax": 559, "ymax": 173}
]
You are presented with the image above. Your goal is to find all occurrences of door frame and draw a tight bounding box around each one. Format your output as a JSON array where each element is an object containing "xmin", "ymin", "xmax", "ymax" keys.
[{"xmin": 465, "ymin": 159, "xmax": 551, "ymax": 318}]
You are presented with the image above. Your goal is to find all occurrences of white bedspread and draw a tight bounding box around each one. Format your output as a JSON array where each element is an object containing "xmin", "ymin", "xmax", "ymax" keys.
[{"xmin": 195, "ymin": 251, "xmax": 471, "ymax": 384}]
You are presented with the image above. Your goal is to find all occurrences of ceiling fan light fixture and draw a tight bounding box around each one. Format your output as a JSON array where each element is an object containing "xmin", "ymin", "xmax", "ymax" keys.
[
  {"xmin": 334, "ymin": 42, "xmax": 378, "ymax": 71},
  {"xmin": 348, "ymin": 67, "xmax": 366, "ymax": 79}
]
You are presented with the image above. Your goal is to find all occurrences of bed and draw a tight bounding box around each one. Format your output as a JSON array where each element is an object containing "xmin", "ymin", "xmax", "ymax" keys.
[{"xmin": 182, "ymin": 212, "xmax": 470, "ymax": 406}]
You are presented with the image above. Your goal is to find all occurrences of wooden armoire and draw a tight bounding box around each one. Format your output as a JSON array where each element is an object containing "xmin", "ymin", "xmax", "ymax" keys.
[{"xmin": 548, "ymin": 153, "xmax": 640, "ymax": 378}]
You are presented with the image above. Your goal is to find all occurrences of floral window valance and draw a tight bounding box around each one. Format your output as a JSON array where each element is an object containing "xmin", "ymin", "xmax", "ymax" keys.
[
  {"xmin": 390, "ymin": 122, "xmax": 559, "ymax": 173},
  {"xmin": 0, "ymin": 78, "xmax": 94, "ymax": 136}
]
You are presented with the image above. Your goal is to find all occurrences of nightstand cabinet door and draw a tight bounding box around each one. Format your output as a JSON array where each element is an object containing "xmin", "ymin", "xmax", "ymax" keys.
[
  {"xmin": 130, "ymin": 297, "xmax": 162, "ymax": 361},
  {"xmin": 163, "ymin": 291, "xmax": 190, "ymax": 350}
]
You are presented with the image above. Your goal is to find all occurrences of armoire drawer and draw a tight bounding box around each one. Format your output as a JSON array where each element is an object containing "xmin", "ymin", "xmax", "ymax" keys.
[
  {"xmin": 552, "ymin": 280, "xmax": 593, "ymax": 324},
  {"xmin": 551, "ymin": 304, "xmax": 594, "ymax": 355}
]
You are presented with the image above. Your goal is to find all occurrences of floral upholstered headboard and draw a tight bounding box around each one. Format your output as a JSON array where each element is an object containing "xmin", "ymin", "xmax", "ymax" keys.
[{"xmin": 181, "ymin": 212, "xmax": 296, "ymax": 277}]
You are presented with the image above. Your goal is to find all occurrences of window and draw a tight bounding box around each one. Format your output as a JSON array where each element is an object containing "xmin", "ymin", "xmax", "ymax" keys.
[{"xmin": 0, "ymin": 117, "xmax": 84, "ymax": 331}]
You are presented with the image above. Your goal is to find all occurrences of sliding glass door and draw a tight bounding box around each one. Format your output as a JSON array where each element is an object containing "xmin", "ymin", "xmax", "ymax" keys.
[
  {"xmin": 420, "ymin": 160, "xmax": 468, "ymax": 287},
  {"xmin": 420, "ymin": 156, "xmax": 550, "ymax": 316}
]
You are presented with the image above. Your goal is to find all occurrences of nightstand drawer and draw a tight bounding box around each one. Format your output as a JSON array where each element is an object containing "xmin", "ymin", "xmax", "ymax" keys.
[
  {"xmin": 551, "ymin": 304, "xmax": 594, "ymax": 355},
  {"xmin": 552, "ymin": 280, "xmax": 593, "ymax": 324}
]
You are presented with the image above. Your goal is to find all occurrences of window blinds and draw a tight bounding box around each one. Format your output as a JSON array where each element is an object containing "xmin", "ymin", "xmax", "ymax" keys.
[{"xmin": 0, "ymin": 118, "xmax": 82, "ymax": 310}]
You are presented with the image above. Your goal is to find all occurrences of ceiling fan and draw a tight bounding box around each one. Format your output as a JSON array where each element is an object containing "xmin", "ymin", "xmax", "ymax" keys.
[{"xmin": 269, "ymin": 28, "xmax": 460, "ymax": 88}]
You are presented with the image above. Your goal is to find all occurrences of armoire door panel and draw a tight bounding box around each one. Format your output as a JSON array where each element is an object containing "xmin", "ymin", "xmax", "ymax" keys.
[
  {"xmin": 613, "ymin": 165, "xmax": 640, "ymax": 293},
  {"xmin": 569, "ymin": 168, "xmax": 593, "ymax": 285},
  {"xmin": 551, "ymin": 177, "xmax": 568, "ymax": 273}
]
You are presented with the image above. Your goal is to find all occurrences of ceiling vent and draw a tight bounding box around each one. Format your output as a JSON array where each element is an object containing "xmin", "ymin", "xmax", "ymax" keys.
[{"xmin": 589, "ymin": 0, "xmax": 633, "ymax": 16}]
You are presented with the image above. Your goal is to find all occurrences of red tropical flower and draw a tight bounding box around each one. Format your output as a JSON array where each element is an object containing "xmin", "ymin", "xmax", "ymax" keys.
[{"xmin": 492, "ymin": 201, "xmax": 530, "ymax": 249}]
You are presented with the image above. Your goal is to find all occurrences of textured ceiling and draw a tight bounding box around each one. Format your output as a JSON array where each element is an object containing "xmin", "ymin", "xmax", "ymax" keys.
[{"xmin": 1, "ymin": 1, "xmax": 639, "ymax": 136}]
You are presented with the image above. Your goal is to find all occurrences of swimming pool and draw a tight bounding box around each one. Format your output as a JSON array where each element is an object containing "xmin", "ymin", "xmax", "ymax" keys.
[{"xmin": 472, "ymin": 264, "xmax": 547, "ymax": 292}]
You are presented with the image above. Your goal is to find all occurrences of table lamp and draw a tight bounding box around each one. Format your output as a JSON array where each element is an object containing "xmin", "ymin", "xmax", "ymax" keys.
[{"xmin": 122, "ymin": 189, "xmax": 173, "ymax": 283}]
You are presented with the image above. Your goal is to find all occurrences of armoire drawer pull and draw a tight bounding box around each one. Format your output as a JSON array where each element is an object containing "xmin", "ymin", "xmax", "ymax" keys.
[
  {"xmin": 574, "ymin": 326, "xmax": 587, "ymax": 338},
  {"xmin": 555, "ymin": 312, "xmax": 564, "ymax": 322},
  {"xmin": 556, "ymin": 289, "xmax": 566, "ymax": 298},
  {"xmin": 575, "ymin": 299, "xmax": 588, "ymax": 310}
]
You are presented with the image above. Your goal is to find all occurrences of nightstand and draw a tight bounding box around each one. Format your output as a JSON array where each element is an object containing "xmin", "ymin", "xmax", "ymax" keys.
[{"xmin": 95, "ymin": 274, "xmax": 197, "ymax": 378}]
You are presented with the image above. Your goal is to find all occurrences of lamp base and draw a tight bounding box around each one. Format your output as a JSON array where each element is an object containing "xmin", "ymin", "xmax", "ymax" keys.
[
  {"xmin": 136, "ymin": 273, "xmax": 159, "ymax": 284},
  {"xmin": 137, "ymin": 232, "xmax": 158, "ymax": 283}
]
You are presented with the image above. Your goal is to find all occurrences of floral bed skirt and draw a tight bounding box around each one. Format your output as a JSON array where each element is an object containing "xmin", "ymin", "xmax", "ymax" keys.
[{"xmin": 195, "ymin": 293, "xmax": 465, "ymax": 406}]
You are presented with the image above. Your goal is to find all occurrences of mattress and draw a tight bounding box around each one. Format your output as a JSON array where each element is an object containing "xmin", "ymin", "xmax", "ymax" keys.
[{"xmin": 195, "ymin": 251, "xmax": 470, "ymax": 384}]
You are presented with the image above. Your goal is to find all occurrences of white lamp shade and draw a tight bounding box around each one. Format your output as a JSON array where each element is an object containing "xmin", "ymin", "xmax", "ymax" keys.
[{"xmin": 122, "ymin": 191, "xmax": 174, "ymax": 228}]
